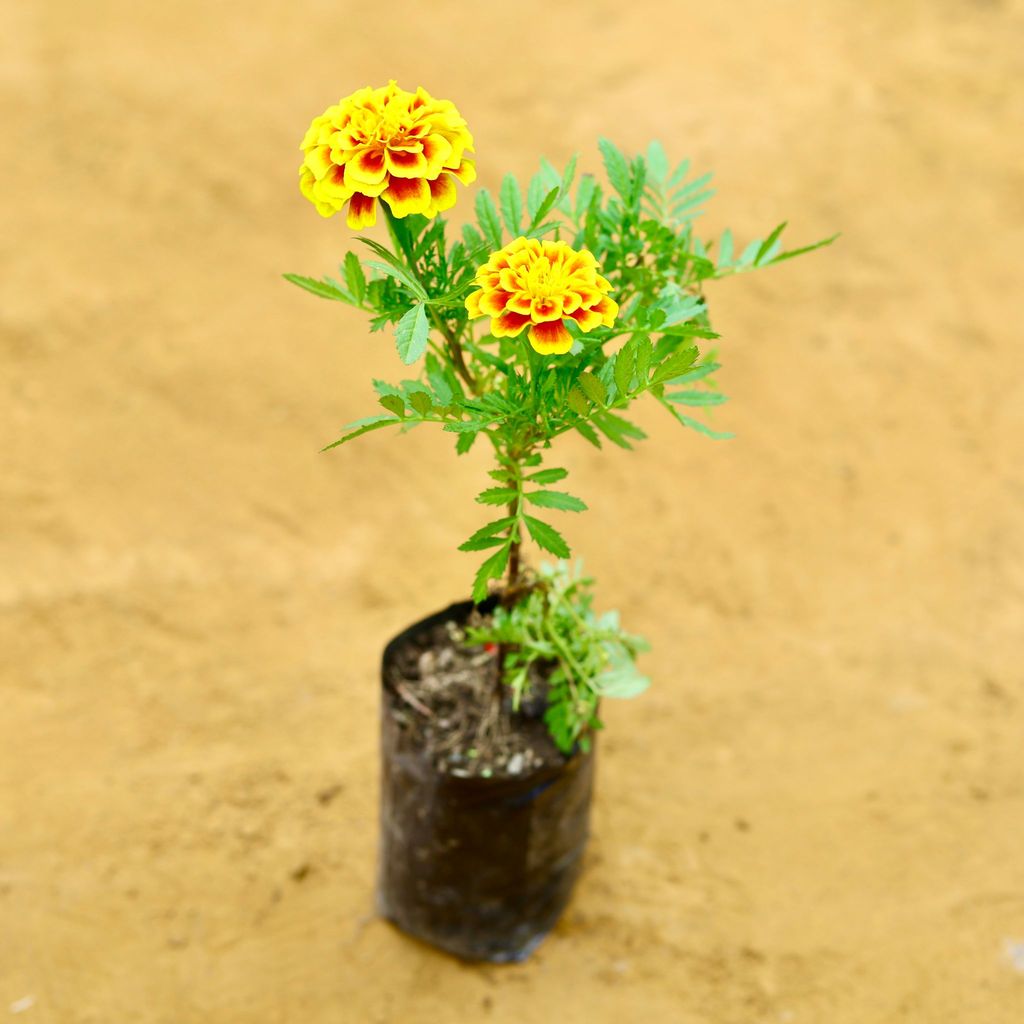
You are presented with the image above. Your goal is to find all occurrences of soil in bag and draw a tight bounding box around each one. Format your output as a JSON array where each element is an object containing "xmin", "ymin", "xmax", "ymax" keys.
[{"xmin": 377, "ymin": 599, "xmax": 595, "ymax": 962}]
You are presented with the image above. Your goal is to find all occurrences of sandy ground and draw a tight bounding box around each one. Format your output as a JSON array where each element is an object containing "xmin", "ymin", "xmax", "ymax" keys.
[{"xmin": 2, "ymin": 0, "xmax": 1024, "ymax": 1020}]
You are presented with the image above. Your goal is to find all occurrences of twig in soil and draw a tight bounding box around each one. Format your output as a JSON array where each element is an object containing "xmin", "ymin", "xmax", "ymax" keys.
[{"xmin": 396, "ymin": 683, "xmax": 435, "ymax": 718}]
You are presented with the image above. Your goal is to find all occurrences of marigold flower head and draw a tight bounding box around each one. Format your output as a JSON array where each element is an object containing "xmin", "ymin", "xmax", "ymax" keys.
[
  {"xmin": 299, "ymin": 81, "xmax": 475, "ymax": 230},
  {"xmin": 465, "ymin": 237, "xmax": 618, "ymax": 355}
]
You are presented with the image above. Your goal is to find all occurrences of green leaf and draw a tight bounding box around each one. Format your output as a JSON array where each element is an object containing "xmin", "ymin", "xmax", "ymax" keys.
[
  {"xmin": 472, "ymin": 543, "xmax": 511, "ymax": 603},
  {"xmin": 475, "ymin": 189, "xmax": 503, "ymax": 249},
  {"xmin": 594, "ymin": 411, "xmax": 646, "ymax": 449},
  {"xmin": 459, "ymin": 535, "xmax": 508, "ymax": 552},
  {"xmin": 575, "ymin": 421, "xmax": 602, "ymax": 448},
  {"xmin": 665, "ymin": 361, "xmax": 720, "ymax": 385},
  {"xmin": 755, "ymin": 222, "xmax": 787, "ymax": 265},
  {"xmin": 646, "ymin": 140, "xmax": 669, "ymax": 182},
  {"xmin": 458, "ymin": 516, "xmax": 516, "ymax": 552},
  {"xmin": 577, "ymin": 371, "xmax": 607, "ymax": 406},
  {"xmin": 527, "ymin": 187, "xmax": 560, "ymax": 232},
  {"xmin": 666, "ymin": 390, "xmax": 727, "ymax": 406},
  {"xmin": 567, "ymin": 387, "xmax": 590, "ymax": 416},
  {"xmin": 767, "ymin": 233, "xmax": 840, "ymax": 265},
  {"xmin": 476, "ymin": 487, "xmax": 518, "ymax": 506},
  {"xmin": 394, "ymin": 304, "xmax": 429, "ymax": 365},
  {"xmin": 500, "ymin": 173, "xmax": 523, "ymax": 235},
  {"xmin": 575, "ymin": 175, "xmax": 597, "ymax": 218},
  {"xmin": 635, "ymin": 336, "xmax": 653, "ymax": 383},
  {"xmin": 526, "ymin": 467, "xmax": 568, "ymax": 484},
  {"xmin": 595, "ymin": 664, "xmax": 650, "ymax": 698},
  {"xmin": 673, "ymin": 410, "xmax": 733, "ymax": 440},
  {"xmin": 320, "ymin": 414, "xmax": 398, "ymax": 451},
  {"xmin": 283, "ymin": 273, "xmax": 349, "ymax": 302},
  {"xmin": 378, "ymin": 394, "xmax": 405, "ymax": 417},
  {"xmin": 524, "ymin": 515, "xmax": 571, "ymax": 558},
  {"xmin": 652, "ymin": 346, "xmax": 699, "ymax": 385},
  {"xmin": 525, "ymin": 490, "xmax": 587, "ymax": 512},
  {"xmin": 718, "ymin": 229, "xmax": 734, "ymax": 268},
  {"xmin": 614, "ymin": 340, "xmax": 636, "ymax": 397},
  {"xmin": 408, "ymin": 391, "xmax": 432, "ymax": 416},
  {"xmin": 343, "ymin": 253, "xmax": 366, "ymax": 303},
  {"xmin": 365, "ymin": 260, "xmax": 428, "ymax": 299},
  {"xmin": 598, "ymin": 137, "xmax": 631, "ymax": 198},
  {"xmin": 558, "ymin": 153, "xmax": 579, "ymax": 212}
]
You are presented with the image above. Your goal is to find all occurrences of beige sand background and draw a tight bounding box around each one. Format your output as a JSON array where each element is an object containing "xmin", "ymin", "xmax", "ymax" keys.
[{"xmin": 3, "ymin": 0, "xmax": 1024, "ymax": 1020}]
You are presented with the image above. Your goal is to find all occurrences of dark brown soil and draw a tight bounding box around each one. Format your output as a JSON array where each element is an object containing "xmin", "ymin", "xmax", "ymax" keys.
[{"xmin": 382, "ymin": 611, "xmax": 564, "ymax": 778}]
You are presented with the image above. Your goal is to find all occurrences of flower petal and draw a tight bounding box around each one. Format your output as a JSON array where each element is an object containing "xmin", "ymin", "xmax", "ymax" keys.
[
  {"xmin": 465, "ymin": 290, "xmax": 484, "ymax": 318},
  {"xmin": 567, "ymin": 305, "xmax": 603, "ymax": 332},
  {"xmin": 479, "ymin": 289, "xmax": 513, "ymax": 317},
  {"xmin": 345, "ymin": 146, "xmax": 387, "ymax": 185},
  {"xmin": 491, "ymin": 310, "xmax": 530, "ymax": 337},
  {"xmin": 382, "ymin": 176, "xmax": 431, "ymax": 217},
  {"xmin": 421, "ymin": 134, "xmax": 453, "ymax": 177},
  {"xmin": 346, "ymin": 193, "xmax": 377, "ymax": 229},
  {"xmin": 447, "ymin": 158, "xmax": 476, "ymax": 185},
  {"xmin": 530, "ymin": 296, "xmax": 564, "ymax": 322},
  {"xmin": 384, "ymin": 146, "xmax": 429, "ymax": 178},
  {"xmin": 528, "ymin": 320, "xmax": 573, "ymax": 355},
  {"xmin": 424, "ymin": 172, "xmax": 458, "ymax": 217}
]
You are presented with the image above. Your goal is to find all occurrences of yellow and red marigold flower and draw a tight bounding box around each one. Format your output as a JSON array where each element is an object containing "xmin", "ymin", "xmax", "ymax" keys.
[
  {"xmin": 299, "ymin": 81, "xmax": 475, "ymax": 229},
  {"xmin": 465, "ymin": 238, "xmax": 618, "ymax": 355}
]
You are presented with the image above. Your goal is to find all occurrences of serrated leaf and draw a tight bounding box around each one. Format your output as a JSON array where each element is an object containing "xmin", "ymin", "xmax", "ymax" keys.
[
  {"xmin": 524, "ymin": 516, "xmax": 571, "ymax": 558},
  {"xmin": 614, "ymin": 341, "xmax": 636, "ymax": 397},
  {"xmin": 526, "ymin": 467, "xmax": 568, "ymax": 484},
  {"xmin": 635, "ymin": 336, "xmax": 653, "ymax": 382},
  {"xmin": 646, "ymin": 140, "xmax": 669, "ymax": 182},
  {"xmin": 476, "ymin": 487, "xmax": 518, "ymax": 506},
  {"xmin": 394, "ymin": 304, "xmax": 429, "ymax": 365},
  {"xmin": 475, "ymin": 189, "xmax": 503, "ymax": 249},
  {"xmin": 673, "ymin": 411, "xmax": 733, "ymax": 440},
  {"xmin": 567, "ymin": 387, "xmax": 590, "ymax": 416},
  {"xmin": 378, "ymin": 394, "xmax": 405, "ymax": 417},
  {"xmin": 525, "ymin": 490, "xmax": 587, "ymax": 512},
  {"xmin": 575, "ymin": 421, "xmax": 602, "ymax": 448},
  {"xmin": 408, "ymin": 391, "xmax": 432, "ymax": 415},
  {"xmin": 528, "ymin": 187, "xmax": 561, "ymax": 232},
  {"xmin": 365, "ymin": 260, "xmax": 428, "ymax": 299},
  {"xmin": 459, "ymin": 535, "xmax": 508, "ymax": 552},
  {"xmin": 598, "ymin": 137, "xmax": 631, "ymax": 198},
  {"xmin": 458, "ymin": 516, "xmax": 516, "ymax": 552},
  {"xmin": 738, "ymin": 239, "xmax": 762, "ymax": 267},
  {"xmin": 665, "ymin": 361, "xmax": 720, "ymax": 385},
  {"xmin": 594, "ymin": 410, "xmax": 647, "ymax": 449},
  {"xmin": 577, "ymin": 371, "xmax": 606, "ymax": 406},
  {"xmin": 718, "ymin": 229, "xmax": 734, "ymax": 268},
  {"xmin": 575, "ymin": 174, "xmax": 597, "ymax": 218},
  {"xmin": 282, "ymin": 273, "xmax": 349, "ymax": 302},
  {"xmin": 595, "ymin": 664, "xmax": 651, "ymax": 698},
  {"xmin": 557, "ymin": 153, "xmax": 578, "ymax": 212},
  {"xmin": 666, "ymin": 390, "xmax": 727, "ymax": 406},
  {"xmin": 500, "ymin": 173, "xmax": 523, "ymax": 235},
  {"xmin": 320, "ymin": 414, "xmax": 398, "ymax": 451},
  {"xmin": 755, "ymin": 222, "xmax": 787, "ymax": 265},
  {"xmin": 472, "ymin": 543, "xmax": 511, "ymax": 603},
  {"xmin": 652, "ymin": 346, "xmax": 699, "ymax": 384},
  {"xmin": 343, "ymin": 253, "xmax": 366, "ymax": 303},
  {"xmin": 766, "ymin": 233, "xmax": 840, "ymax": 265}
]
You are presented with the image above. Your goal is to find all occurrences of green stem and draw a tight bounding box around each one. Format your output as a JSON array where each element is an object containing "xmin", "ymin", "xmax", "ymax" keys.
[{"xmin": 382, "ymin": 205, "xmax": 478, "ymax": 394}]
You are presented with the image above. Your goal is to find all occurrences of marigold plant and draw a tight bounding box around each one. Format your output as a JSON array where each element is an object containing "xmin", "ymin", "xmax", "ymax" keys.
[{"xmin": 287, "ymin": 84, "xmax": 835, "ymax": 751}]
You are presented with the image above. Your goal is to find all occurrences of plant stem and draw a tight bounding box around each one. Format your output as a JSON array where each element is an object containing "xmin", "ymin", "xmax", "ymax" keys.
[
  {"xmin": 382, "ymin": 205, "xmax": 477, "ymax": 394},
  {"xmin": 504, "ymin": 454, "xmax": 524, "ymax": 601}
]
